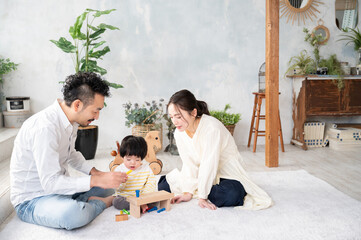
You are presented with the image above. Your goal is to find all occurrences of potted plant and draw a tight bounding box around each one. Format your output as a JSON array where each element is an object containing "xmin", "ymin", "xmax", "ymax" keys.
[
  {"xmin": 285, "ymin": 50, "xmax": 315, "ymax": 76},
  {"xmin": 50, "ymin": 8, "xmax": 122, "ymax": 84},
  {"xmin": 303, "ymin": 27, "xmax": 326, "ymax": 69},
  {"xmin": 123, "ymin": 100, "xmax": 164, "ymax": 149},
  {"xmin": 50, "ymin": 8, "xmax": 122, "ymax": 159},
  {"xmin": 318, "ymin": 54, "xmax": 345, "ymax": 90},
  {"xmin": 210, "ymin": 104, "xmax": 241, "ymax": 136},
  {"xmin": 338, "ymin": 28, "xmax": 361, "ymax": 51},
  {"xmin": 0, "ymin": 57, "xmax": 19, "ymax": 127},
  {"xmin": 163, "ymin": 114, "xmax": 178, "ymax": 155},
  {"xmin": 338, "ymin": 28, "xmax": 361, "ymax": 70}
]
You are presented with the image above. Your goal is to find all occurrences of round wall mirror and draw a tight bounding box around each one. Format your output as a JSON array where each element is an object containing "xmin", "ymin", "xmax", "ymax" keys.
[
  {"xmin": 335, "ymin": 0, "xmax": 358, "ymax": 30},
  {"xmin": 280, "ymin": 0, "xmax": 323, "ymax": 25},
  {"xmin": 312, "ymin": 24, "xmax": 330, "ymax": 45},
  {"xmin": 288, "ymin": 0, "xmax": 311, "ymax": 8}
]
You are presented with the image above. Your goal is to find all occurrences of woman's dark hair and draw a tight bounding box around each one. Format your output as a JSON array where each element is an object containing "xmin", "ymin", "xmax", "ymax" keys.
[
  {"xmin": 119, "ymin": 135, "xmax": 148, "ymax": 159},
  {"xmin": 62, "ymin": 72, "xmax": 110, "ymax": 107},
  {"xmin": 167, "ymin": 89, "xmax": 209, "ymax": 117}
]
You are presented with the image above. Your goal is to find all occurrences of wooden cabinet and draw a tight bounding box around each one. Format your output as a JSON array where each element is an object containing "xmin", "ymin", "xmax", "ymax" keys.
[{"xmin": 290, "ymin": 76, "xmax": 361, "ymax": 149}]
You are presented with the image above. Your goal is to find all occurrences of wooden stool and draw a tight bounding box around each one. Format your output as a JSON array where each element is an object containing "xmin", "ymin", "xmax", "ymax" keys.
[{"xmin": 247, "ymin": 92, "xmax": 285, "ymax": 152}]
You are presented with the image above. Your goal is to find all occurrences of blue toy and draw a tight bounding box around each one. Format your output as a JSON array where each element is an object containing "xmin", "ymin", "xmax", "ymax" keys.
[
  {"xmin": 147, "ymin": 207, "xmax": 158, "ymax": 212},
  {"xmin": 157, "ymin": 207, "xmax": 166, "ymax": 213}
]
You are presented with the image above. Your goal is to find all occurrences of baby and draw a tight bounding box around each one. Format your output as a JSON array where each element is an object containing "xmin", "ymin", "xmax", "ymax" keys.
[{"xmin": 112, "ymin": 135, "xmax": 156, "ymax": 213}]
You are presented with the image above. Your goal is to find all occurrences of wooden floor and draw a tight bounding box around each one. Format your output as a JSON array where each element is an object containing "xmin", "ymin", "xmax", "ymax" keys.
[{"xmin": 240, "ymin": 144, "xmax": 361, "ymax": 202}]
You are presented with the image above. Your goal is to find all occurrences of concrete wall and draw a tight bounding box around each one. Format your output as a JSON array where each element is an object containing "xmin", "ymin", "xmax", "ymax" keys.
[{"xmin": 1, "ymin": 0, "xmax": 360, "ymax": 150}]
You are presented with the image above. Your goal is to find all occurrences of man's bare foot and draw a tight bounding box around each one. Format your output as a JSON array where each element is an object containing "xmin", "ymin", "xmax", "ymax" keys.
[{"xmin": 88, "ymin": 196, "xmax": 114, "ymax": 208}]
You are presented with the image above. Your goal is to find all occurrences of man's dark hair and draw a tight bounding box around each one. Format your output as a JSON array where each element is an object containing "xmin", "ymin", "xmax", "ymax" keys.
[
  {"xmin": 62, "ymin": 72, "xmax": 110, "ymax": 107},
  {"xmin": 119, "ymin": 135, "xmax": 148, "ymax": 159}
]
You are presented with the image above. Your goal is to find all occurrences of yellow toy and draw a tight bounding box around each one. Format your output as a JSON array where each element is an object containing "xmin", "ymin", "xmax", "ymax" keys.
[{"xmin": 109, "ymin": 131, "xmax": 163, "ymax": 175}]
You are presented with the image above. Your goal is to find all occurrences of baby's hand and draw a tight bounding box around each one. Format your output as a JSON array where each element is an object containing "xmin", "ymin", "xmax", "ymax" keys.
[{"xmin": 141, "ymin": 204, "xmax": 149, "ymax": 213}]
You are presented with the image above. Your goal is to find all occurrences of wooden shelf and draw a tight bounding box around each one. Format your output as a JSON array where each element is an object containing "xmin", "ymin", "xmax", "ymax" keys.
[{"xmin": 290, "ymin": 76, "xmax": 361, "ymax": 150}]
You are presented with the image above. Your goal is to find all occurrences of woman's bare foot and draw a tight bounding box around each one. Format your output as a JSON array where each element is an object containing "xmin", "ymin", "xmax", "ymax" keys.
[{"xmin": 88, "ymin": 196, "xmax": 114, "ymax": 208}]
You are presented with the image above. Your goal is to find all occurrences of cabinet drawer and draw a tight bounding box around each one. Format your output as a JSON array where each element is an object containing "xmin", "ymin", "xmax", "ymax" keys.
[{"xmin": 306, "ymin": 80, "xmax": 342, "ymax": 115}]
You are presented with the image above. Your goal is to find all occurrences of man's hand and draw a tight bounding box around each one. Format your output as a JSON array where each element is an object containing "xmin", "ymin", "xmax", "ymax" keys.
[
  {"xmin": 90, "ymin": 171, "xmax": 128, "ymax": 189},
  {"xmin": 198, "ymin": 198, "xmax": 217, "ymax": 210},
  {"xmin": 90, "ymin": 167, "xmax": 102, "ymax": 176},
  {"xmin": 171, "ymin": 192, "xmax": 193, "ymax": 204}
]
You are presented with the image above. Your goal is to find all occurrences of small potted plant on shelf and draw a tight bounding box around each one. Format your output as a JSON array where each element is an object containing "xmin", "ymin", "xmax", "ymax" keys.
[
  {"xmin": 285, "ymin": 49, "xmax": 315, "ymax": 76},
  {"xmin": 50, "ymin": 8, "xmax": 122, "ymax": 159},
  {"xmin": 123, "ymin": 99, "xmax": 164, "ymax": 149},
  {"xmin": 0, "ymin": 57, "xmax": 19, "ymax": 128},
  {"xmin": 210, "ymin": 104, "xmax": 241, "ymax": 136},
  {"xmin": 318, "ymin": 54, "xmax": 345, "ymax": 90}
]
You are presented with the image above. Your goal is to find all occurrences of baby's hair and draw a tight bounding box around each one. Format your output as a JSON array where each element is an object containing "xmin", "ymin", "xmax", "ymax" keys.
[{"xmin": 119, "ymin": 135, "xmax": 148, "ymax": 159}]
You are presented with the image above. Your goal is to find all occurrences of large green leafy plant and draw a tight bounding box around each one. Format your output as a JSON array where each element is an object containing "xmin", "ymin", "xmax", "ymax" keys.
[
  {"xmin": 210, "ymin": 104, "xmax": 241, "ymax": 126},
  {"xmin": 50, "ymin": 8, "xmax": 122, "ymax": 88},
  {"xmin": 338, "ymin": 28, "xmax": 361, "ymax": 51}
]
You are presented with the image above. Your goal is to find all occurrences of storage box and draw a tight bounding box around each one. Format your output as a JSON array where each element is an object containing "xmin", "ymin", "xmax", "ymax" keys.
[
  {"xmin": 3, "ymin": 111, "xmax": 31, "ymax": 128},
  {"xmin": 6, "ymin": 96, "xmax": 30, "ymax": 112}
]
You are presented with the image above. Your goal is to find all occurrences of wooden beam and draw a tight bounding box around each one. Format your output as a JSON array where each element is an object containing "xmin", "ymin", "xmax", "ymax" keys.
[{"xmin": 265, "ymin": 0, "xmax": 279, "ymax": 167}]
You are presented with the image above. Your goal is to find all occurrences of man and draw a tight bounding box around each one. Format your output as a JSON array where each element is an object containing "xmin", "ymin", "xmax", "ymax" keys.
[{"xmin": 10, "ymin": 72, "xmax": 127, "ymax": 230}]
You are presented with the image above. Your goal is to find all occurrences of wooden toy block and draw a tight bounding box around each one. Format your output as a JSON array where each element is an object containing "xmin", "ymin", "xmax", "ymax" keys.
[
  {"xmin": 126, "ymin": 190, "xmax": 174, "ymax": 218},
  {"xmin": 115, "ymin": 214, "xmax": 128, "ymax": 221}
]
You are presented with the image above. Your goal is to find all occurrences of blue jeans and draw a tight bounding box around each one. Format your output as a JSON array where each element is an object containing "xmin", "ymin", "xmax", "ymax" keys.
[
  {"xmin": 14, "ymin": 187, "xmax": 114, "ymax": 230},
  {"xmin": 158, "ymin": 176, "xmax": 246, "ymax": 207}
]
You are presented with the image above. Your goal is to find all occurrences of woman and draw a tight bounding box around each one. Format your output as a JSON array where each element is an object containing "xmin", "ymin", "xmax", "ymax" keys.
[{"xmin": 158, "ymin": 89, "xmax": 272, "ymax": 210}]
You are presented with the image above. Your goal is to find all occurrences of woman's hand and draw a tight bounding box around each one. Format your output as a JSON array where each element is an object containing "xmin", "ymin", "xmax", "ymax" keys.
[
  {"xmin": 198, "ymin": 198, "xmax": 217, "ymax": 210},
  {"xmin": 171, "ymin": 192, "xmax": 193, "ymax": 204}
]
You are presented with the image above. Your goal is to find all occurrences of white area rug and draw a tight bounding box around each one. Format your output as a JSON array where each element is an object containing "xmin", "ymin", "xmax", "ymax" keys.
[{"xmin": 1, "ymin": 170, "xmax": 361, "ymax": 240}]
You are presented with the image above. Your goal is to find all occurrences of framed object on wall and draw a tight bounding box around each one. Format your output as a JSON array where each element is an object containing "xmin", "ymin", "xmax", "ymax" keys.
[{"xmin": 280, "ymin": 0, "xmax": 324, "ymax": 25}]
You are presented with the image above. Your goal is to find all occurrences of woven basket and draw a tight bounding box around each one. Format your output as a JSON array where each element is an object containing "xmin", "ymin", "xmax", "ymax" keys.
[
  {"xmin": 132, "ymin": 124, "xmax": 155, "ymax": 137},
  {"xmin": 132, "ymin": 124, "xmax": 163, "ymax": 152},
  {"xmin": 225, "ymin": 124, "xmax": 236, "ymax": 136}
]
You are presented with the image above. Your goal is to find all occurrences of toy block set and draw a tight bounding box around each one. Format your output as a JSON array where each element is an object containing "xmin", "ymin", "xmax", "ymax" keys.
[
  {"xmin": 115, "ymin": 190, "xmax": 174, "ymax": 221},
  {"xmin": 126, "ymin": 190, "xmax": 174, "ymax": 218}
]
